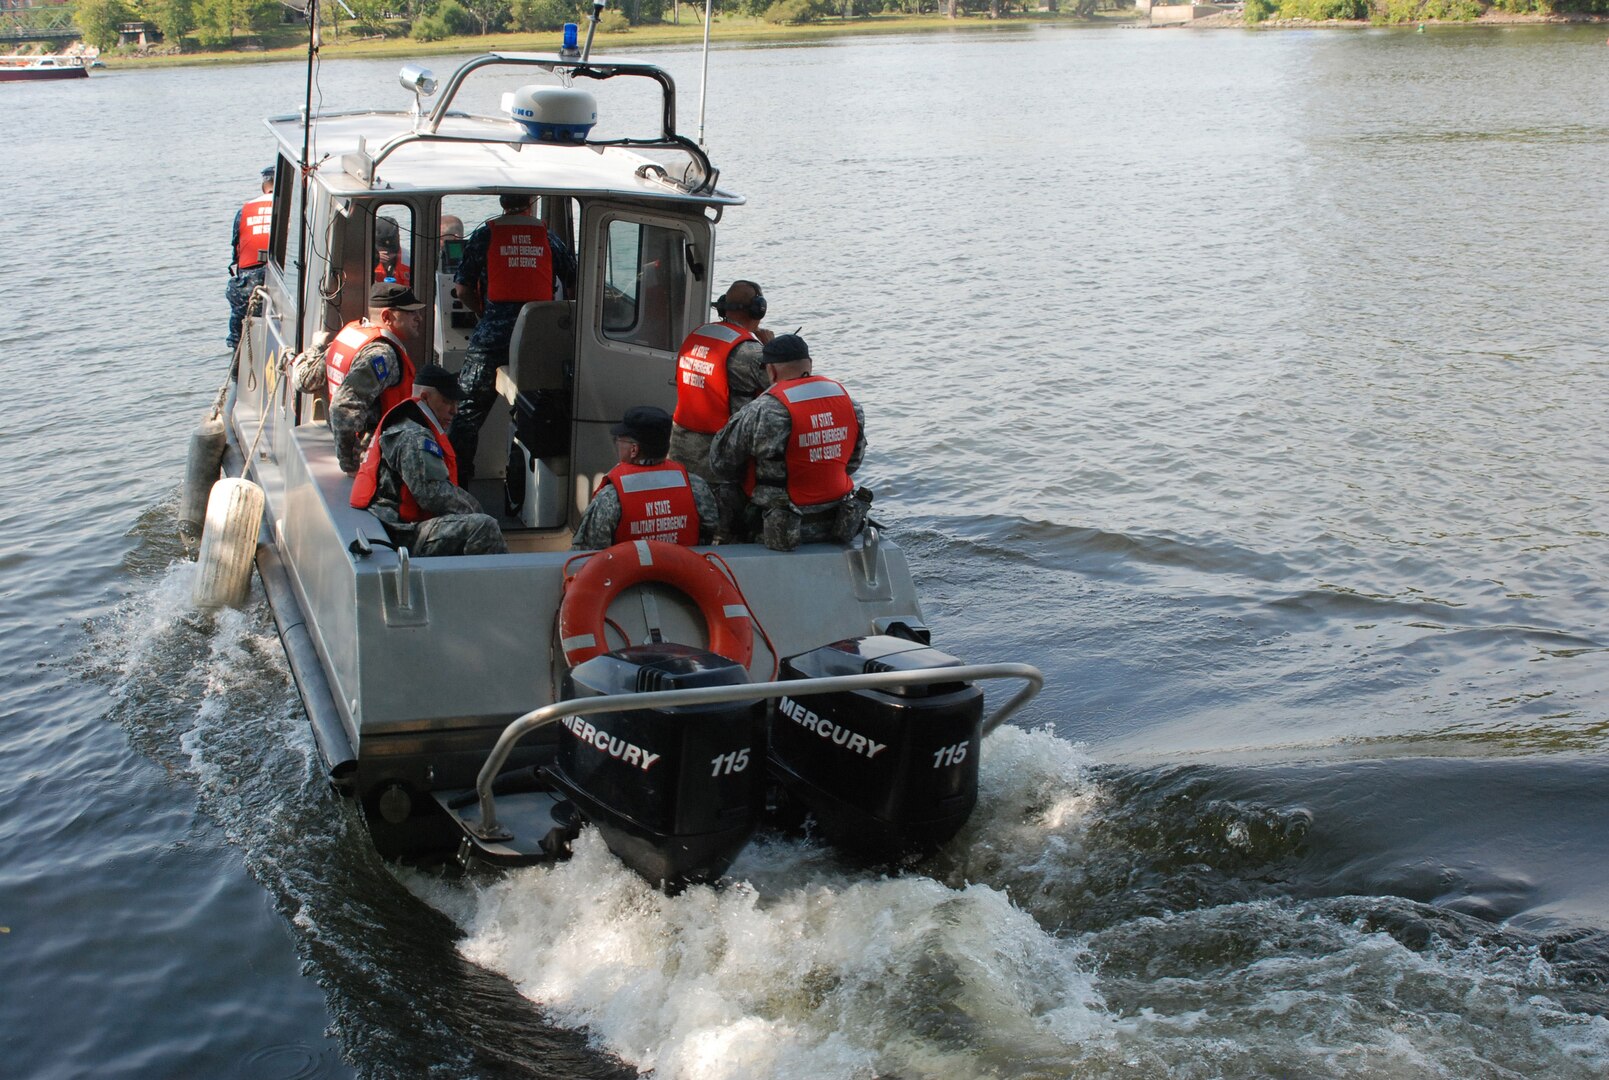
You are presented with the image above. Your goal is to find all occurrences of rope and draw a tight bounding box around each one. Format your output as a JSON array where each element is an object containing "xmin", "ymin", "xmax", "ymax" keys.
[
  {"xmin": 699, "ymin": 549, "xmax": 780, "ymax": 680},
  {"xmin": 241, "ymin": 295, "xmax": 289, "ymax": 470}
]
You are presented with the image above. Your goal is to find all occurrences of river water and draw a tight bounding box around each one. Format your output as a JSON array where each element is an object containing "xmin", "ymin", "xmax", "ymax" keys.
[{"xmin": 3, "ymin": 21, "xmax": 1608, "ymax": 1080}]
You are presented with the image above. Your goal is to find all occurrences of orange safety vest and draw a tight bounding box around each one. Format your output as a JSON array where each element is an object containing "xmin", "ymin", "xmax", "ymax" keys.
[
  {"xmin": 597, "ymin": 462, "xmax": 700, "ymax": 546},
  {"xmin": 745, "ymin": 376, "xmax": 858, "ymax": 508},
  {"xmin": 350, "ymin": 397, "xmax": 459, "ymax": 523},
  {"xmin": 236, "ymin": 195, "xmax": 273, "ymax": 270},
  {"xmin": 485, "ymin": 216, "xmax": 554, "ymax": 304},
  {"xmin": 372, "ymin": 259, "xmax": 412, "ymax": 286},
  {"xmin": 324, "ymin": 322, "xmax": 416, "ymax": 414},
  {"xmin": 671, "ymin": 322, "xmax": 759, "ymax": 435}
]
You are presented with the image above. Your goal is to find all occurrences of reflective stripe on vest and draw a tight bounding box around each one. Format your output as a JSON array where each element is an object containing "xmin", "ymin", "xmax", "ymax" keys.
[
  {"xmin": 671, "ymin": 322, "xmax": 758, "ymax": 435},
  {"xmin": 769, "ymin": 376, "xmax": 858, "ymax": 508},
  {"xmin": 485, "ymin": 217, "xmax": 554, "ymax": 304},
  {"xmin": 236, "ymin": 195, "xmax": 273, "ymax": 270},
  {"xmin": 324, "ymin": 322, "xmax": 416, "ymax": 418},
  {"xmin": 605, "ymin": 462, "xmax": 699, "ymax": 546},
  {"xmin": 350, "ymin": 397, "xmax": 458, "ymax": 522}
]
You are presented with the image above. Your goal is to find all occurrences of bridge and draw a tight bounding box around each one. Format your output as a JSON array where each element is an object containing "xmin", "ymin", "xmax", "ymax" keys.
[{"xmin": 0, "ymin": 2, "xmax": 77, "ymax": 44}]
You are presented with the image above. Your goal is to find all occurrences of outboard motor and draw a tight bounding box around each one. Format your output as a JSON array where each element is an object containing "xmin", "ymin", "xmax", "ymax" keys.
[
  {"xmin": 547, "ymin": 644, "xmax": 765, "ymax": 889},
  {"xmin": 771, "ymin": 636, "xmax": 983, "ymax": 856}
]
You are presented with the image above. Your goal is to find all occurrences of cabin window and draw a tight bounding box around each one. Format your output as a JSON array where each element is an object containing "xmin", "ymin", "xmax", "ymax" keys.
[
  {"xmin": 601, "ymin": 219, "xmax": 687, "ymax": 353},
  {"xmin": 439, "ymin": 195, "xmax": 507, "ymax": 280},
  {"xmin": 439, "ymin": 195, "xmax": 572, "ymax": 296},
  {"xmin": 268, "ymin": 158, "xmax": 302, "ymax": 289},
  {"xmin": 372, "ymin": 205, "xmax": 415, "ymax": 291}
]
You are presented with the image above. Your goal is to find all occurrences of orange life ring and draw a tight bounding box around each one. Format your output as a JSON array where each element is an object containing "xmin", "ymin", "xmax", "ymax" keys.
[{"xmin": 559, "ymin": 540, "xmax": 754, "ymax": 668}]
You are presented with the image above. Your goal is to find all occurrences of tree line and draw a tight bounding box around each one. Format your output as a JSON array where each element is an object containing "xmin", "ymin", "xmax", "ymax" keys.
[
  {"xmin": 1244, "ymin": 0, "xmax": 1605, "ymax": 20},
  {"xmin": 69, "ymin": 0, "xmax": 1115, "ymax": 53}
]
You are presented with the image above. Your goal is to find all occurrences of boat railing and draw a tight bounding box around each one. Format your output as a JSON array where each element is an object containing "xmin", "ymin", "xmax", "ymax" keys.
[
  {"xmin": 355, "ymin": 52, "xmax": 717, "ymax": 195},
  {"xmin": 471, "ymin": 664, "xmax": 1045, "ymax": 839}
]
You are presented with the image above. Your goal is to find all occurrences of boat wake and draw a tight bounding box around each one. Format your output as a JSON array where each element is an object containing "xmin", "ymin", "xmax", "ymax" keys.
[
  {"xmin": 89, "ymin": 558, "xmax": 626, "ymax": 1079},
  {"xmin": 413, "ymin": 728, "xmax": 1609, "ymax": 1080},
  {"xmin": 88, "ymin": 557, "xmax": 1609, "ymax": 1080}
]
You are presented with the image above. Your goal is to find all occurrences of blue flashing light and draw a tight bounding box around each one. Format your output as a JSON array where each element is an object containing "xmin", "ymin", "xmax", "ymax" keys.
[{"xmin": 561, "ymin": 23, "xmax": 579, "ymax": 55}]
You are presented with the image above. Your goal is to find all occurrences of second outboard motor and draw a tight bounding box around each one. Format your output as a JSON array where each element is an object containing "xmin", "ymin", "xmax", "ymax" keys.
[
  {"xmin": 548, "ymin": 644, "xmax": 766, "ymax": 890},
  {"xmin": 771, "ymin": 636, "xmax": 983, "ymax": 856}
]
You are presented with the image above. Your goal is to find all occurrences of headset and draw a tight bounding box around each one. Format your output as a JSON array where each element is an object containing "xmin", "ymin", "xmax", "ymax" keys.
[{"xmin": 714, "ymin": 280, "xmax": 767, "ymax": 321}]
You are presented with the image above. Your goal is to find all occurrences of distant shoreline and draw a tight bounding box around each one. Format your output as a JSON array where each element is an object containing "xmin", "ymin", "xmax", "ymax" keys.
[
  {"xmin": 96, "ymin": 14, "xmax": 1126, "ymax": 71},
  {"xmin": 88, "ymin": 10, "xmax": 1609, "ymax": 71}
]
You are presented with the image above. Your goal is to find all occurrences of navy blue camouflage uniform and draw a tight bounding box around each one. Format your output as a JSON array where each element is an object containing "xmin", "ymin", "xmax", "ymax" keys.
[
  {"xmin": 447, "ymin": 221, "xmax": 575, "ymax": 482},
  {"xmin": 225, "ymin": 203, "xmax": 266, "ymax": 349}
]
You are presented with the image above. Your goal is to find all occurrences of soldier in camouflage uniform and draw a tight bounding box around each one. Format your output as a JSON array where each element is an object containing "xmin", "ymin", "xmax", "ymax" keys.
[
  {"xmin": 329, "ymin": 283, "xmax": 426, "ymax": 475},
  {"xmin": 668, "ymin": 280, "xmax": 773, "ymax": 540},
  {"xmin": 573, "ymin": 406, "xmax": 718, "ymax": 551},
  {"xmin": 225, "ymin": 165, "xmax": 275, "ymax": 349},
  {"xmin": 710, "ymin": 335, "xmax": 868, "ymax": 551},
  {"xmin": 354, "ymin": 366, "xmax": 508, "ymax": 557},
  {"xmin": 448, "ymin": 195, "xmax": 576, "ymax": 483}
]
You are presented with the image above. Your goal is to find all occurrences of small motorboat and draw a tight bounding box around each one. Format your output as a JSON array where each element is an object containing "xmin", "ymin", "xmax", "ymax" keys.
[
  {"xmin": 183, "ymin": 25, "xmax": 1042, "ymax": 890},
  {"xmin": 0, "ymin": 54, "xmax": 90, "ymax": 82}
]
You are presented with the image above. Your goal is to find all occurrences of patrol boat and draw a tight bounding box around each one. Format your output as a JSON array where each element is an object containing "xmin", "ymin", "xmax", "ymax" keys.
[{"xmin": 185, "ymin": 38, "xmax": 1042, "ymax": 889}]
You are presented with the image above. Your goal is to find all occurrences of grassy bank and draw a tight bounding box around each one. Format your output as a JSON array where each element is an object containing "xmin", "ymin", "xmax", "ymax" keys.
[{"xmin": 101, "ymin": 12, "xmax": 1139, "ymax": 70}]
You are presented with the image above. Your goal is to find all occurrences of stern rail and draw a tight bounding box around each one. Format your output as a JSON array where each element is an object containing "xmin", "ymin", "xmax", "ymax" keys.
[{"xmin": 472, "ymin": 664, "xmax": 1044, "ymax": 839}]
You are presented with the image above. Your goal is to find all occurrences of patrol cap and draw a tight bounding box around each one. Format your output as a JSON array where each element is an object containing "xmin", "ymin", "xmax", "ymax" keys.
[
  {"xmin": 414, "ymin": 364, "xmax": 466, "ymax": 401},
  {"xmin": 611, "ymin": 405, "xmax": 672, "ymax": 457},
  {"xmin": 761, "ymin": 333, "xmax": 809, "ymax": 365},
  {"xmin": 260, "ymin": 164, "xmax": 276, "ymax": 180},
  {"xmin": 370, "ymin": 281, "xmax": 426, "ymax": 310}
]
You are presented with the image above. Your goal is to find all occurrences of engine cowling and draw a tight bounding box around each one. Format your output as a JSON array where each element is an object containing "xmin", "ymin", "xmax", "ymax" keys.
[
  {"xmin": 770, "ymin": 635, "xmax": 984, "ymax": 857},
  {"xmin": 548, "ymin": 643, "xmax": 765, "ymax": 890}
]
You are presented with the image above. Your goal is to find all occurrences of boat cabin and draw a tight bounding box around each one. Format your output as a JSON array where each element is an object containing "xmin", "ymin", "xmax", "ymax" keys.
[
  {"xmin": 254, "ymin": 54, "xmax": 739, "ymax": 531},
  {"xmin": 231, "ymin": 54, "xmax": 928, "ymax": 851}
]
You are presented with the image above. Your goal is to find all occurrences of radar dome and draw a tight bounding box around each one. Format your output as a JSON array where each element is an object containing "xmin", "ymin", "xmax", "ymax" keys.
[{"xmin": 504, "ymin": 85, "xmax": 597, "ymax": 143}]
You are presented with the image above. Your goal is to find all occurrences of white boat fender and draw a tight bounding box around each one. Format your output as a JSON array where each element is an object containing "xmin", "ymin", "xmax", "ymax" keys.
[
  {"xmin": 192, "ymin": 478, "xmax": 265, "ymax": 610},
  {"xmin": 502, "ymin": 85, "xmax": 597, "ymax": 143},
  {"xmin": 178, "ymin": 409, "xmax": 228, "ymax": 545}
]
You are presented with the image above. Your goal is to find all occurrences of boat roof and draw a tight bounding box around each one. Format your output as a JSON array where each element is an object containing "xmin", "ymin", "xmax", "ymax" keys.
[{"xmin": 265, "ymin": 53, "xmax": 743, "ymax": 208}]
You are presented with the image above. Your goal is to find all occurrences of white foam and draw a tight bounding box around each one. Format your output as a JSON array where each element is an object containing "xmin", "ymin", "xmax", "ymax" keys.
[{"xmin": 418, "ymin": 725, "xmax": 1112, "ymax": 1078}]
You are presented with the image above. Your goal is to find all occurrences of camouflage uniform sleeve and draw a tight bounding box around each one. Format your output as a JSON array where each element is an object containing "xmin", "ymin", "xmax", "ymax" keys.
[
  {"xmin": 455, "ymin": 224, "xmax": 490, "ymax": 290},
  {"xmin": 230, "ymin": 207, "xmax": 242, "ymax": 268},
  {"xmin": 711, "ymin": 396, "xmax": 791, "ymax": 502},
  {"xmin": 570, "ymin": 485, "xmax": 621, "ymax": 550},
  {"xmin": 709, "ymin": 400, "xmax": 760, "ymax": 485},
  {"xmin": 551, "ymin": 234, "xmax": 578, "ymax": 295},
  {"xmin": 847, "ymin": 397, "xmax": 868, "ymax": 476},
  {"xmin": 726, "ymin": 340, "xmax": 769, "ymax": 415},
  {"xmin": 292, "ymin": 332, "xmax": 333, "ymax": 395},
  {"xmin": 689, "ymin": 475, "xmax": 718, "ymax": 545},
  {"xmin": 329, "ymin": 343, "xmax": 400, "ymax": 473},
  {"xmin": 385, "ymin": 422, "xmax": 483, "ymax": 517},
  {"xmin": 746, "ymin": 397, "xmax": 794, "ymax": 489}
]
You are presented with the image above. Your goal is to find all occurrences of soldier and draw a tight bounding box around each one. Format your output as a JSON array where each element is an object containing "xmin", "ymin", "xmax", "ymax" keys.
[
  {"xmin": 350, "ymin": 365, "xmax": 507, "ymax": 557},
  {"xmin": 448, "ymin": 194, "xmax": 576, "ymax": 483},
  {"xmin": 225, "ymin": 164, "xmax": 274, "ymax": 349},
  {"xmin": 710, "ymin": 334, "xmax": 869, "ymax": 552},
  {"xmin": 572, "ymin": 406, "xmax": 717, "ymax": 551},
  {"xmin": 326, "ymin": 282, "xmax": 424, "ymax": 475},
  {"xmin": 668, "ymin": 279, "xmax": 774, "ymax": 537},
  {"xmin": 372, "ymin": 217, "xmax": 411, "ymax": 286}
]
